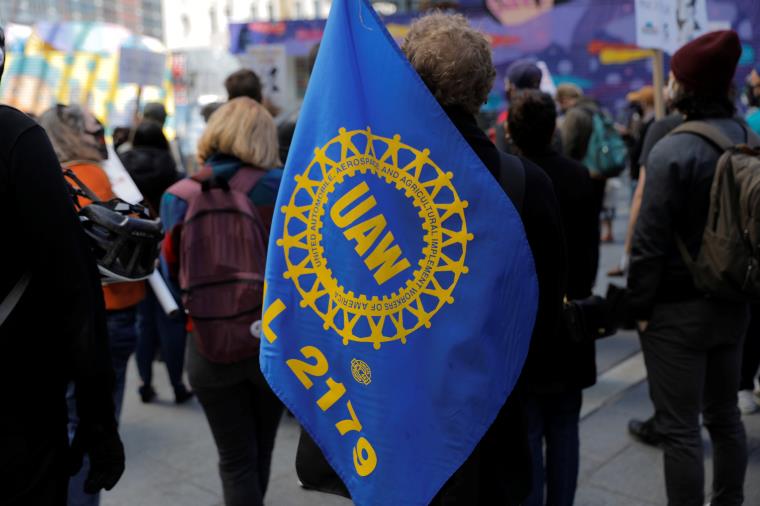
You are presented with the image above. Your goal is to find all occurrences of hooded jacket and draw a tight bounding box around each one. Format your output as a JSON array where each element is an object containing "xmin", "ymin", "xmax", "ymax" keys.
[{"xmin": 119, "ymin": 146, "xmax": 179, "ymax": 215}]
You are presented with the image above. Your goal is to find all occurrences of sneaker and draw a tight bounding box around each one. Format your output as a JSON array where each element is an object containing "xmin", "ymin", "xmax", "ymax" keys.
[
  {"xmin": 738, "ymin": 389, "xmax": 759, "ymax": 415},
  {"xmin": 628, "ymin": 417, "xmax": 662, "ymax": 447},
  {"xmin": 138, "ymin": 385, "xmax": 157, "ymax": 404}
]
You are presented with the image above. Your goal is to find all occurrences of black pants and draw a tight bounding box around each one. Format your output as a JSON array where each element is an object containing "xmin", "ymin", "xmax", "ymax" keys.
[
  {"xmin": 188, "ymin": 339, "xmax": 283, "ymax": 506},
  {"xmin": 740, "ymin": 305, "xmax": 760, "ymax": 391},
  {"xmin": 641, "ymin": 299, "xmax": 748, "ymax": 506}
]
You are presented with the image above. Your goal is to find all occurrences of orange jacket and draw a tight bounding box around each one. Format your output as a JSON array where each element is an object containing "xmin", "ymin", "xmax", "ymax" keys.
[{"xmin": 66, "ymin": 161, "xmax": 145, "ymax": 310}]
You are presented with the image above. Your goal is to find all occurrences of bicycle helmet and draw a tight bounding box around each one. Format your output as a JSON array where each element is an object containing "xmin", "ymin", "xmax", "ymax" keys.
[{"xmin": 64, "ymin": 168, "xmax": 163, "ymax": 282}]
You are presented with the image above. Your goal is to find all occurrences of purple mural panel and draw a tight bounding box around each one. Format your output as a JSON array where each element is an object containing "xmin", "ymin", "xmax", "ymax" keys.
[{"xmin": 229, "ymin": 0, "xmax": 760, "ymax": 111}]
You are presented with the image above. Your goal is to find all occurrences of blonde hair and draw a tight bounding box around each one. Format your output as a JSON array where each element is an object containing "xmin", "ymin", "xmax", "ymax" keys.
[
  {"xmin": 556, "ymin": 83, "xmax": 583, "ymax": 103},
  {"xmin": 402, "ymin": 13, "xmax": 495, "ymax": 115},
  {"xmin": 197, "ymin": 97, "xmax": 281, "ymax": 168}
]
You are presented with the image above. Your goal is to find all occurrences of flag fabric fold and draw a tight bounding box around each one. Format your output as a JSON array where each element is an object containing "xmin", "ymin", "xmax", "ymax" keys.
[{"xmin": 260, "ymin": 1, "xmax": 538, "ymax": 504}]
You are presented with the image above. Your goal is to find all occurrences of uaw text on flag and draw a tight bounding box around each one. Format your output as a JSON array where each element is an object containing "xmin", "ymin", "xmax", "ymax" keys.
[{"xmin": 259, "ymin": 0, "xmax": 538, "ymax": 504}]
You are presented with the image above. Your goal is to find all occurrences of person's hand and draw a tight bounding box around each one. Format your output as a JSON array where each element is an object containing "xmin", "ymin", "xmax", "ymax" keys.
[
  {"xmin": 637, "ymin": 320, "xmax": 649, "ymax": 333},
  {"xmin": 69, "ymin": 422, "xmax": 125, "ymax": 494}
]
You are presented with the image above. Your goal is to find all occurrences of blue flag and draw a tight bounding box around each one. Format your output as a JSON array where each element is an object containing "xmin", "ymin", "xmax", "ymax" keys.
[{"xmin": 260, "ymin": 1, "xmax": 538, "ymax": 504}]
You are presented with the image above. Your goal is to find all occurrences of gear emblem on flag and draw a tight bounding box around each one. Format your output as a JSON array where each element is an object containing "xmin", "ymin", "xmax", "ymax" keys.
[{"xmin": 277, "ymin": 128, "xmax": 472, "ymax": 349}]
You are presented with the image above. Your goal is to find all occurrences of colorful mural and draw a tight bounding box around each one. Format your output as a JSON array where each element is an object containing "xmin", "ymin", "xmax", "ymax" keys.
[
  {"xmin": 229, "ymin": 0, "xmax": 760, "ymax": 113},
  {"xmin": 0, "ymin": 21, "xmax": 172, "ymax": 130}
]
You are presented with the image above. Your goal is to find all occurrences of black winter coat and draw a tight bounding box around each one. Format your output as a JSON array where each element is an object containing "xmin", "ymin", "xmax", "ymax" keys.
[
  {"xmin": 431, "ymin": 108, "xmax": 567, "ymax": 505},
  {"xmin": 119, "ymin": 146, "xmax": 179, "ymax": 215},
  {"xmin": 0, "ymin": 106, "xmax": 116, "ymax": 497},
  {"xmin": 628, "ymin": 118, "xmax": 748, "ymax": 319},
  {"xmin": 527, "ymin": 150, "xmax": 599, "ymax": 390}
]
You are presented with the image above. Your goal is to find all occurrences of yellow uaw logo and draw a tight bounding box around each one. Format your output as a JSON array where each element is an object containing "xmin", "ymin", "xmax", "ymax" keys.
[
  {"xmin": 277, "ymin": 128, "xmax": 472, "ymax": 349},
  {"xmin": 351, "ymin": 359, "xmax": 372, "ymax": 385}
]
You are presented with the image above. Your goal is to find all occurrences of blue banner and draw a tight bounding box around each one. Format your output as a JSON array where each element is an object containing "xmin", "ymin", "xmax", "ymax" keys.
[{"xmin": 260, "ymin": 1, "xmax": 538, "ymax": 504}]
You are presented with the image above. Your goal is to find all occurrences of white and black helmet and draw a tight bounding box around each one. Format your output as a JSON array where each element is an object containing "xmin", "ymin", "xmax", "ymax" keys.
[{"xmin": 64, "ymin": 168, "xmax": 163, "ymax": 282}]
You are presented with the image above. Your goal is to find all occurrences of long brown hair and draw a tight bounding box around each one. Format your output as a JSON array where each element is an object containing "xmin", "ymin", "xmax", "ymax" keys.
[{"xmin": 39, "ymin": 104, "xmax": 103, "ymax": 163}]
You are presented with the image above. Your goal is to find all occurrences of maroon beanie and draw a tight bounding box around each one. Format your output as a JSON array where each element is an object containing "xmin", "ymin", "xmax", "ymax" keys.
[{"xmin": 671, "ymin": 30, "xmax": 742, "ymax": 94}]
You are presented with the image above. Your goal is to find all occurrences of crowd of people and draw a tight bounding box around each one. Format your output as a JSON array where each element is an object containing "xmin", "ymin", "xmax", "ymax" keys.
[{"xmin": 1, "ymin": 11, "xmax": 759, "ymax": 506}]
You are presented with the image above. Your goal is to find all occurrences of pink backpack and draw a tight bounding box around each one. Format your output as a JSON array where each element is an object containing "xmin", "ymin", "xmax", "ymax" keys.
[{"xmin": 169, "ymin": 167, "xmax": 267, "ymax": 363}]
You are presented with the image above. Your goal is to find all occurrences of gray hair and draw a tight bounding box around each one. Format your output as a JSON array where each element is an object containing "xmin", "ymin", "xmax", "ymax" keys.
[{"xmin": 39, "ymin": 104, "xmax": 102, "ymax": 163}]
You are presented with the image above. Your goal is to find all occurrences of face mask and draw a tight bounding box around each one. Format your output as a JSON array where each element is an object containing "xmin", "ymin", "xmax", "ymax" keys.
[{"xmin": 665, "ymin": 79, "xmax": 675, "ymax": 102}]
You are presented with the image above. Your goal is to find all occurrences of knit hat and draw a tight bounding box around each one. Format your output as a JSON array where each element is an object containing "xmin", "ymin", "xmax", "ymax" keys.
[
  {"xmin": 506, "ymin": 59, "xmax": 542, "ymax": 90},
  {"xmin": 671, "ymin": 30, "xmax": 741, "ymax": 94}
]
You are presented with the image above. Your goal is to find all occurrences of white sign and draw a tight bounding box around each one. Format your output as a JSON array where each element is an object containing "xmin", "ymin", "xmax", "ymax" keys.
[
  {"xmin": 119, "ymin": 47, "xmax": 167, "ymax": 87},
  {"xmin": 536, "ymin": 61, "xmax": 557, "ymax": 98},
  {"xmin": 240, "ymin": 44, "xmax": 287, "ymax": 107},
  {"xmin": 102, "ymin": 143, "xmax": 144, "ymax": 205},
  {"xmin": 635, "ymin": 0, "xmax": 709, "ymax": 55}
]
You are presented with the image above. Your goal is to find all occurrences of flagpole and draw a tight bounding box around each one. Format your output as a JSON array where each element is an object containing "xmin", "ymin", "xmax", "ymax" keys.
[{"xmin": 652, "ymin": 49, "xmax": 666, "ymax": 120}]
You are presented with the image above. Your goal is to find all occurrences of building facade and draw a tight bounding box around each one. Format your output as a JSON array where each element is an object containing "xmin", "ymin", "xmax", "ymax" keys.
[{"xmin": 1, "ymin": 0, "xmax": 164, "ymax": 39}]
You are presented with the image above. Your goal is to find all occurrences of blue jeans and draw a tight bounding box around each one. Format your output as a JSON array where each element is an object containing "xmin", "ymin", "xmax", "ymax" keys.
[
  {"xmin": 524, "ymin": 389, "xmax": 583, "ymax": 506},
  {"xmin": 66, "ymin": 307, "xmax": 138, "ymax": 506},
  {"xmin": 136, "ymin": 287, "xmax": 188, "ymax": 393}
]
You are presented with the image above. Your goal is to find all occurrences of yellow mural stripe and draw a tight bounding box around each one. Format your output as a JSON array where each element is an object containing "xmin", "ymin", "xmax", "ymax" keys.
[{"xmin": 600, "ymin": 48, "xmax": 655, "ymax": 65}]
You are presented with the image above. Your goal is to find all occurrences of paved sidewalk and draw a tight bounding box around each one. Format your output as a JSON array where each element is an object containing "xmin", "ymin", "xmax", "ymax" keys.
[{"xmin": 101, "ymin": 205, "xmax": 760, "ymax": 505}]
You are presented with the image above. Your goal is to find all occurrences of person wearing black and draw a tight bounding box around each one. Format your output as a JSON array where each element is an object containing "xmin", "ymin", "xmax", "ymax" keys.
[
  {"xmin": 119, "ymin": 121, "xmax": 193, "ymax": 405},
  {"xmin": 120, "ymin": 121, "xmax": 180, "ymax": 215},
  {"xmin": 293, "ymin": 13, "xmax": 567, "ymax": 505},
  {"xmin": 508, "ymin": 90, "xmax": 599, "ymax": 506},
  {"xmin": 403, "ymin": 14, "xmax": 567, "ymax": 505},
  {"xmin": 0, "ymin": 27, "xmax": 124, "ymax": 505},
  {"xmin": 627, "ymin": 30, "xmax": 749, "ymax": 505}
]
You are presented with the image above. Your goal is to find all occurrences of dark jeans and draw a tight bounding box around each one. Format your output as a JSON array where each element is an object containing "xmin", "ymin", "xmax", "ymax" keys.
[
  {"xmin": 641, "ymin": 299, "xmax": 748, "ymax": 506},
  {"xmin": 67, "ymin": 307, "xmax": 138, "ymax": 506},
  {"xmin": 136, "ymin": 287, "xmax": 188, "ymax": 393},
  {"xmin": 187, "ymin": 339, "xmax": 283, "ymax": 506},
  {"xmin": 740, "ymin": 305, "xmax": 760, "ymax": 391},
  {"xmin": 524, "ymin": 389, "xmax": 582, "ymax": 506}
]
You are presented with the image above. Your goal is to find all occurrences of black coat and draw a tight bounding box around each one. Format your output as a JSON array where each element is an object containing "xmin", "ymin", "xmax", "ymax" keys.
[
  {"xmin": 431, "ymin": 108, "xmax": 567, "ymax": 505},
  {"xmin": 119, "ymin": 146, "xmax": 179, "ymax": 215},
  {"xmin": 628, "ymin": 118, "xmax": 748, "ymax": 319},
  {"xmin": 0, "ymin": 106, "xmax": 116, "ymax": 498},
  {"xmin": 527, "ymin": 150, "xmax": 599, "ymax": 390}
]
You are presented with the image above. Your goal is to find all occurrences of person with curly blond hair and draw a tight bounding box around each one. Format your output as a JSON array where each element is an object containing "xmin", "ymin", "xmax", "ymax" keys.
[{"xmin": 404, "ymin": 12, "xmax": 567, "ymax": 506}]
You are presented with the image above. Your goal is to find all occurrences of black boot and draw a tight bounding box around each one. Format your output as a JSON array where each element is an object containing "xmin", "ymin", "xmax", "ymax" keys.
[
  {"xmin": 628, "ymin": 416, "xmax": 662, "ymax": 447},
  {"xmin": 174, "ymin": 386, "xmax": 194, "ymax": 405},
  {"xmin": 138, "ymin": 385, "xmax": 157, "ymax": 404}
]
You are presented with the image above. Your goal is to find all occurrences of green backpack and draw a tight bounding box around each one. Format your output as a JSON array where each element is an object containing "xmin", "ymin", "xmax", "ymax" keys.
[{"xmin": 582, "ymin": 111, "xmax": 627, "ymax": 178}]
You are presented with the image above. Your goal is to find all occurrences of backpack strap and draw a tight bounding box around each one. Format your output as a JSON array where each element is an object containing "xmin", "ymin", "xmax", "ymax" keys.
[
  {"xmin": 496, "ymin": 151, "xmax": 526, "ymax": 214},
  {"xmin": 670, "ymin": 121, "xmax": 734, "ymax": 151},
  {"xmin": 672, "ymin": 120, "xmax": 754, "ymax": 286},
  {"xmin": 167, "ymin": 177, "xmax": 201, "ymax": 202},
  {"xmin": 229, "ymin": 167, "xmax": 266, "ymax": 195},
  {"xmin": 0, "ymin": 272, "xmax": 31, "ymax": 327},
  {"xmin": 740, "ymin": 122, "xmax": 760, "ymax": 148}
]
